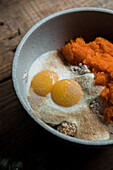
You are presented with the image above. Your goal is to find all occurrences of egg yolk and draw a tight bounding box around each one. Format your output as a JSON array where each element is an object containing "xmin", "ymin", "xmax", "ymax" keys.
[
  {"xmin": 31, "ymin": 70, "xmax": 59, "ymax": 96},
  {"xmin": 51, "ymin": 79, "xmax": 82, "ymax": 107}
]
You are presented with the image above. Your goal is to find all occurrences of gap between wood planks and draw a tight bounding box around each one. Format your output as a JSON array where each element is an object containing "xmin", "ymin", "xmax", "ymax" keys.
[{"xmin": 0, "ymin": 75, "xmax": 12, "ymax": 84}]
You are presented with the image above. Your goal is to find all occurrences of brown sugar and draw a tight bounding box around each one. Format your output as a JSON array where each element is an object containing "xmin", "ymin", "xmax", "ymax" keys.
[{"xmin": 57, "ymin": 121, "xmax": 77, "ymax": 137}]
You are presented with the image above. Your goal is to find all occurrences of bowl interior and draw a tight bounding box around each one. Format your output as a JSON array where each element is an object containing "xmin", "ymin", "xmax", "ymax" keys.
[{"xmin": 13, "ymin": 8, "xmax": 113, "ymax": 146}]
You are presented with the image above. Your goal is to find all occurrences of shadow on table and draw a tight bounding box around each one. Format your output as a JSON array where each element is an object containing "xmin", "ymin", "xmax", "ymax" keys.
[{"xmin": 17, "ymin": 124, "xmax": 111, "ymax": 170}]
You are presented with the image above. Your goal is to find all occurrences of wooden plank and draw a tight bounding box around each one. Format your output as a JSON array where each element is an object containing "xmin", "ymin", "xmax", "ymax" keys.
[
  {"xmin": 1, "ymin": 0, "xmax": 113, "ymax": 81},
  {"xmin": 84, "ymin": 147, "xmax": 113, "ymax": 170},
  {"xmin": 0, "ymin": 79, "xmax": 40, "ymax": 155},
  {"xmin": 1, "ymin": 0, "xmax": 113, "ymax": 166}
]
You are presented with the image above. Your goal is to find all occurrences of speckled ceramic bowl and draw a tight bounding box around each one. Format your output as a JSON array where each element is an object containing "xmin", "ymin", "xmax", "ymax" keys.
[{"xmin": 12, "ymin": 7, "xmax": 113, "ymax": 147}]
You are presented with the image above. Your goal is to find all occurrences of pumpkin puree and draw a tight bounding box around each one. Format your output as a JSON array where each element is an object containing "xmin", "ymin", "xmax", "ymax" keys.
[{"xmin": 61, "ymin": 37, "xmax": 113, "ymax": 123}]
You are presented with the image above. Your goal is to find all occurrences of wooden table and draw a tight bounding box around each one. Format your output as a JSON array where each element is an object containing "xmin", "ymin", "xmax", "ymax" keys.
[{"xmin": 1, "ymin": 0, "xmax": 113, "ymax": 169}]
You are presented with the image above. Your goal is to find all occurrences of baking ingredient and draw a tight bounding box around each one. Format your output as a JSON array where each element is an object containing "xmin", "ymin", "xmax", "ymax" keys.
[
  {"xmin": 51, "ymin": 79, "xmax": 82, "ymax": 106},
  {"xmin": 57, "ymin": 121, "xmax": 77, "ymax": 136},
  {"xmin": 61, "ymin": 37, "xmax": 113, "ymax": 123},
  {"xmin": 27, "ymin": 50, "xmax": 109, "ymax": 140},
  {"xmin": 31, "ymin": 70, "xmax": 58, "ymax": 96}
]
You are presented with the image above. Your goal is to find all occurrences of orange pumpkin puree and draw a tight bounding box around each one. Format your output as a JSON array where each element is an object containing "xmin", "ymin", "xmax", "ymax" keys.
[{"xmin": 61, "ymin": 37, "xmax": 113, "ymax": 123}]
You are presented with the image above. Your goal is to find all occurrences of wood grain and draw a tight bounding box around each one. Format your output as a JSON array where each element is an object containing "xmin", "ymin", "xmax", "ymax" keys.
[
  {"xmin": 1, "ymin": 0, "xmax": 113, "ymax": 81},
  {"xmin": 1, "ymin": 0, "xmax": 113, "ymax": 168},
  {"xmin": 0, "ymin": 79, "xmax": 39, "ymax": 155}
]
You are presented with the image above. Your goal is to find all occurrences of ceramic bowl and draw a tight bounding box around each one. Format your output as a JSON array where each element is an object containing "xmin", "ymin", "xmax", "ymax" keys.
[{"xmin": 12, "ymin": 7, "xmax": 113, "ymax": 147}]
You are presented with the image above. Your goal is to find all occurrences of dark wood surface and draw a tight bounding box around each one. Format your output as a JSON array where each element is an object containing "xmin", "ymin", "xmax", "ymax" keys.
[{"xmin": 1, "ymin": 0, "xmax": 113, "ymax": 169}]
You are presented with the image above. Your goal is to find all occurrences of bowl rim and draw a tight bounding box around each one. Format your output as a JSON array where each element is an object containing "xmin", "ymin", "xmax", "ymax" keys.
[{"xmin": 12, "ymin": 7, "xmax": 113, "ymax": 146}]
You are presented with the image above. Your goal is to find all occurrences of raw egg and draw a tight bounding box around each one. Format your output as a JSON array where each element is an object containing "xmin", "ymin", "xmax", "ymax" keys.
[
  {"xmin": 31, "ymin": 70, "xmax": 58, "ymax": 96},
  {"xmin": 51, "ymin": 79, "xmax": 82, "ymax": 106}
]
